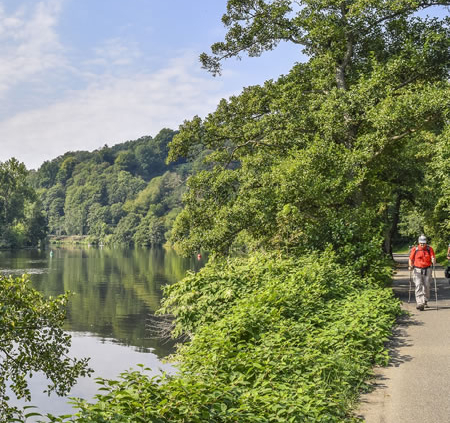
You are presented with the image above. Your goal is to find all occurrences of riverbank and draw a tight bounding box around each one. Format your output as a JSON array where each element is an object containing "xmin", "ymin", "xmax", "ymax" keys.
[
  {"xmin": 48, "ymin": 235, "xmax": 90, "ymax": 245},
  {"xmin": 0, "ymin": 245, "xmax": 184, "ymax": 420}
]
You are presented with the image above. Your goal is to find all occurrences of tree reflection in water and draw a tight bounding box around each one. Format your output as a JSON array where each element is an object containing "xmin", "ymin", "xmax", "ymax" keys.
[{"xmin": 0, "ymin": 246, "xmax": 202, "ymax": 357}]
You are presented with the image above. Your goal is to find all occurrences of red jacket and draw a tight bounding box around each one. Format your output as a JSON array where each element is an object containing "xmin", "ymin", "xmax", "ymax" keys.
[{"xmin": 410, "ymin": 245, "xmax": 435, "ymax": 268}]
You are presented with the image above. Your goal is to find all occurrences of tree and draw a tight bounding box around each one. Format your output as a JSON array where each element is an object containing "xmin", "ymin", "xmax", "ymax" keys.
[
  {"xmin": 427, "ymin": 128, "xmax": 450, "ymax": 248},
  {"xmin": 135, "ymin": 143, "xmax": 162, "ymax": 180},
  {"xmin": 110, "ymin": 212, "xmax": 141, "ymax": 244},
  {"xmin": 169, "ymin": 1, "xmax": 449, "ymax": 258},
  {"xmin": 42, "ymin": 184, "xmax": 66, "ymax": 235},
  {"xmin": 95, "ymin": 144, "xmax": 115, "ymax": 165},
  {"xmin": 114, "ymin": 151, "xmax": 138, "ymax": 173},
  {"xmin": 133, "ymin": 214, "xmax": 166, "ymax": 246},
  {"xmin": 0, "ymin": 274, "xmax": 91, "ymax": 421},
  {"xmin": 0, "ymin": 159, "xmax": 34, "ymax": 230},
  {"xmin": 200, "ymin": 0, "xmax": 449, "ymax": 79},
  {"xmin": 25, "ymin": 201, "xmax": 48, "ymax": 246},
  {"xmin": 36, "ymin": 160, "xmax": 60, "ymax": 188},
  {"xmin": 398, "ymin": 127, "xmax": 450, "ymax": 249},
  {"xmin": 86, "ymin": 204, "xmax": 111, "ymax": 242},
  {"xmin": 56, "ymin": 156, "xmax": 77, "ymax": 185},
  {"xmin": 0, "ymin": 159, "xmax": 47, "ymax": 248}
]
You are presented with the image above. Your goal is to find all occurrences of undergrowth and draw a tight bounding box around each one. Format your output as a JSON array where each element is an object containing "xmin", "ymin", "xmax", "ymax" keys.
[{"xmin": 43, "ymin": 248, "xmax": 401, "ymax": 423}]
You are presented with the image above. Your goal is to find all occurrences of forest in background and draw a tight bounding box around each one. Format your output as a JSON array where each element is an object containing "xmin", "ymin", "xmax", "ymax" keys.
[
  {"xmin": 24, "ymin": 128, "xmax": 207, "ymax": 248},
  {"xmin": 2, "ymin": 128, "xmax": 209, "ymax": 249},
  {"xmin": 1, "ymin": 128, "xmax": 203, "ymax": 250}
]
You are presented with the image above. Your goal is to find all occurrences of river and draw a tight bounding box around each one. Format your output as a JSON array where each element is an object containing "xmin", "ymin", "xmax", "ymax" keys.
[{"xmin": 0, "ymin": 246, "xmax": 201, "ymax": 419}]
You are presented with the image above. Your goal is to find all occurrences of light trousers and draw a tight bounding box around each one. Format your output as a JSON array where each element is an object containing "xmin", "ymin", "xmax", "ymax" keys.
[{"xmin": 413, "ymin": 267, "xmax": 431, "ymax": 306}]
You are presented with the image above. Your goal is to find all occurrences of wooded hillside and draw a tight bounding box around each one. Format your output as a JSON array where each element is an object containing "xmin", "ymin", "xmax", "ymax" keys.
[{"xmin": 28, "ymin": 128, "xmax": 204, "ymax": 247}]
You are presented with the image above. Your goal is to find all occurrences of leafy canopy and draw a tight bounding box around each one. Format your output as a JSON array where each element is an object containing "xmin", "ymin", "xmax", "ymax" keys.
[{"xmin": 169, "ymin": 1, "xmax": 449, "ymax": 256}]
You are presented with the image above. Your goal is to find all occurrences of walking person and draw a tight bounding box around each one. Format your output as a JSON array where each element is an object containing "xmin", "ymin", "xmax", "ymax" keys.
[{"xmin": 409, "ymin": 235, "xmax": 436, "ymax": 310}]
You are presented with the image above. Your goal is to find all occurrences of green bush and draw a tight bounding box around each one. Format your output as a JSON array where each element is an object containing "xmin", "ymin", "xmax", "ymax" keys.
[{"xmin": 47, "ymin": 251, "xmax": 401, "ymax": 423}]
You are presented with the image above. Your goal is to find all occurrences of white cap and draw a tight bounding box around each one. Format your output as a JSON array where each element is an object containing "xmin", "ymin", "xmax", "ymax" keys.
[{"xmin": 418, "ymin": 235, "xmax": 427, "ymax": 243}]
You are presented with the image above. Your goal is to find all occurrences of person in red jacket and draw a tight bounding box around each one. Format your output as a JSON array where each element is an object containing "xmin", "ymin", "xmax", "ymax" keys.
[{"xmin": 408, "ymin": 235, "xmax": 436, "ymax": 311}]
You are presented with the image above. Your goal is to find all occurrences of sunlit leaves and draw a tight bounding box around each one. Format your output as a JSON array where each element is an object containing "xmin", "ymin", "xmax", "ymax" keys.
[
  {"xmin": 0, "ymin": 274, "xmax": 92, "ymax": 421},
  {"xmin": 170, "ymin": 3, "xmax": 449, "ymax": 256}
]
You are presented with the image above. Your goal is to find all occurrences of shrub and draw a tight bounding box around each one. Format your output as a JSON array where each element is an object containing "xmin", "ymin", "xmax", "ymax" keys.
[{"xmin": 48, "ymin": 250, "xmax": 401, "ymax": 423}]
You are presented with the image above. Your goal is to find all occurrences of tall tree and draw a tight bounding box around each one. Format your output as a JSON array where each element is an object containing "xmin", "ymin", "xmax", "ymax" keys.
[
  {"xmin": 0, "ymin": 158, "xmax": 47, "ymax": 248},
  {"xmin": 169, "ymin": 1, "xmax": 449, "ymax": 257}
]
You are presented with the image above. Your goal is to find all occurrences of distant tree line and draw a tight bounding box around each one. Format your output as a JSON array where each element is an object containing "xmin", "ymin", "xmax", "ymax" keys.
[{"xmin": 28, "ymin": 128, "xmax": 204, "ymax": 247}]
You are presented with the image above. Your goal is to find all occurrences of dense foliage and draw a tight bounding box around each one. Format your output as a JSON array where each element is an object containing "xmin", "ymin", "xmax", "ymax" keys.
[
  {"xmin": 0, "ymin": 274, "xmax": 91, "ymax": 421},
  {"xmin": 171, "ymin": 3, "xmax": 449, "ymax": 256},
  {"xmin": 30, "ymin": 129, "xmax": 199, "ymax": 247},
  {"xmin": 0, "ymin": 159, "xmax": 47, "ymax": 249},
  {"xmin": 47, "ymin": 251, "xmax": 401, "ymax": 422},
  {"xmin": 397, "ymin": 125, "xmax": 450, "ymax": 251}
]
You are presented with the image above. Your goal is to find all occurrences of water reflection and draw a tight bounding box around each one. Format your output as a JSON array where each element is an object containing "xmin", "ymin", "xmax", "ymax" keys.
[
  {"xmin": 9, "ymin": 333, "xmax": 176, "ymax": 418},
  {"xmin": 0, "ymin": 246, "xmax": 199, "ymax": 357},
  {"xmin": 0, "ymin": 246, "xmax": 201, "ymax": 418}
]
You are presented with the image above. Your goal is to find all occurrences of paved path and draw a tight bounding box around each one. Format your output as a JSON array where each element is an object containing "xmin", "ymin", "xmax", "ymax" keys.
[
  {"xmin": 356, "ymin": 255, "xmax": 450, "ymax": 423},
  {"xmin": 356, "ymin": 254, "xmax": 450, "ymax": 422}
]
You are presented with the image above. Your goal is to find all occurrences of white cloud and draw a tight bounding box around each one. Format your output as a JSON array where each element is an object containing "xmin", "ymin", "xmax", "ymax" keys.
[
  {"xmin": 0, "ymin": 53, "xmax": 228, "ymax": 170},
  {"xmin": 0, "ymin": 0, "xmax": 65, "ymax": 97},
  {"xmin": 0, "ymin": 1, "xmax": 243, "ymax": 170},
  {"xmin": 0, "ymin": 2, "xmax": 230, "ymax": 170},
  {"xmin": 86, "ymin": 38, "xmax": 143, "ymax": 68}
]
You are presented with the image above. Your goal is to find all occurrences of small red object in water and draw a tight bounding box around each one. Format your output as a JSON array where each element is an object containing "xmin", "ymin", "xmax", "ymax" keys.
[{"xmin": 197, "ymin": 253, "xmax": 202, "ymax": 261}]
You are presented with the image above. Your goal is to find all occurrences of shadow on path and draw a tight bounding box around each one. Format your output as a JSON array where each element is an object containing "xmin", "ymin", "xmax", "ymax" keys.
[{"xmin": 355, "ymin": 253, "xmax": 450, "ymax": 423}]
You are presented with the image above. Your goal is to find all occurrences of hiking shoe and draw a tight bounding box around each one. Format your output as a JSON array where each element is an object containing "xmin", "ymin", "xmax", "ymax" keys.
[{"xmin": 416, "ymin": 304, "xmax": 425, "ymax": 311}]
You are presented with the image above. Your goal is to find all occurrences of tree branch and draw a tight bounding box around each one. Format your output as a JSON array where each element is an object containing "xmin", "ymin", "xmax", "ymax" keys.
[
  {"xmin": 362, "ymin": 2, "xmax": 450, "ymax": 34},
  {"xmin": 336, "ymin": 5, "xmax": 353, "ymax": 90},
  {"xmin": 224, "ymin": 139, "xmax": 272, "ymax": 169}
]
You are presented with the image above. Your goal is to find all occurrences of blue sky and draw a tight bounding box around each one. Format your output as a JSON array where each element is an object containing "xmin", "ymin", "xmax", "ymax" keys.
[
  {"xmin": 0, "ymin": 0, "xmax": 300, "ymax": 170},
  {"xmin": 0, "ymin": 1, "xmax": 446, "ymax": 170}
]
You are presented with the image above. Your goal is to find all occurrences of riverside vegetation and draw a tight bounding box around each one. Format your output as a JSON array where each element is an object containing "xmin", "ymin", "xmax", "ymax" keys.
[{"xmin": 0, "ymin": 0, "xmax": 449, "ymax": 421}]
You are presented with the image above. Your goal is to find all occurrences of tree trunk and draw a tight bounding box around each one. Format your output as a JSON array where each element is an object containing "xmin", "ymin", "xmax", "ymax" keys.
[{"xmin": 383, "ymin": 194, "xmax": 402, "ymax": 257}]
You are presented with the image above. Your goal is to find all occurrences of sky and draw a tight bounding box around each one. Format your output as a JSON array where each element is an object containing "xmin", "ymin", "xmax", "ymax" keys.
[
  {"xmin": 0, "ymin": 1, "xmax": 446, "ymax": 170},
  {"xmin": 0, "ymin": 0, "xmax": 301, "ymax": 170}
]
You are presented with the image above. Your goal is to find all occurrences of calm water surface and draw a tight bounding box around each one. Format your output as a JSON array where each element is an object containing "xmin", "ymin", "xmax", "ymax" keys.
[{"xmin": 0, "ymin": 246, "xmax": 202, "ymax": 418}]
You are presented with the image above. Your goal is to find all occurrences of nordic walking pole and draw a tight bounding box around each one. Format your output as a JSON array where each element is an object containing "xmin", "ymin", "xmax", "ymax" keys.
[
  {"xmin": 433, "ymin": 264, "xmax": 438, "ymax": 311},
  {"xmin": 408, "ymin": 267, "xmax": 413, "ymax": 303}
]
